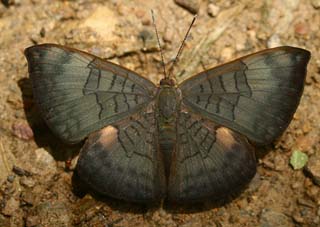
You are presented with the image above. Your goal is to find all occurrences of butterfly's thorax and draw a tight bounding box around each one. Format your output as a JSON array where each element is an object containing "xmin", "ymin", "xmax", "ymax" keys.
[{"xmin": 157, "ymin": 79, "xmax": 180, "ymax": 179}]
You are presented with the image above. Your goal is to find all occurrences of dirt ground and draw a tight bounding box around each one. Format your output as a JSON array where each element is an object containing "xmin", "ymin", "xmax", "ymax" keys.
[{"xmin": 0, "ymin": 0, "xmax": 320, "ymax": 226}]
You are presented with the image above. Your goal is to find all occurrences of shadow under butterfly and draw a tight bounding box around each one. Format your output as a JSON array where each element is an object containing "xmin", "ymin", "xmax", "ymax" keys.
[{"xmin": 24, "ymin": 16, "xmax": 310, "ymax": 204}]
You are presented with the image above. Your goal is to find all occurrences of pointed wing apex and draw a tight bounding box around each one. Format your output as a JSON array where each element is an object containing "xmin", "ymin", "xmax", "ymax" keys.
[
  {"xmin": 25, "ymin": 44, "xmax": 157, "ymax": 143},
  {"xmin": 179, "ymin": 46, "xmax": 310, "ymax": 145}
]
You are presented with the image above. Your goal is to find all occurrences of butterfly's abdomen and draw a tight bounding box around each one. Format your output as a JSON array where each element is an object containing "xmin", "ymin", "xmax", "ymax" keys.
[{"xmin": 157, "ymin": 87, "xmax": 179, "ymax": 179}]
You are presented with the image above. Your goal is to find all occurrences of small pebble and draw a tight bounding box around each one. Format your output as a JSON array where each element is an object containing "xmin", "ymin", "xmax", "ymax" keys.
[
  {"xmin": 291, "ymin": 181, "xmax": 302, "ymax": 189},
  {"xmin": 11, "ymin": 122, "xmax": 34, "ymax": 141},
  {"xmin": 12, "ymin": 165, "xmax": 32, "ymax": 177},
  {"xmin": 306, "ymin": 186, "xmax": 319, "ymax": 203},
  {"xmin": 311, "ymin": 0, "xmax": 320, "ymax": 9},
  {"xmin": 262, "ymin": 159, "xmax": 275, "ymax": 170},
  {"xmin": 175, "ymin": 0, "xmax": 200, "ymax": 14},
  {"xmin": 292, "ymin": 211, "xmax": 304, "ymax": 224},
  {"xmin": 135, "ymin": 9, "xmax": 146, "ymax": 18},
  {"xmin": 136, "ymin": 8, "xmax": 151, "ymax": 25},
  {"xmin": 26, "ymin": 216, "xmax": 40, "ymax": 227},
  {"xmin": 297, "ymin": 198, "xmax": 315, "ymax": 208},
  {"xmin": 207, "ymin": 3, "xmax": 220, "ymax": 17},
  {"xmin": 20, "ymin": 186, "xmax": 42, "ymax": 205},
  {"xmin": 6, "ymin": 175, "xmax": 15, "ymax": 183},
  {"xmin": 34, "ymin": 148, "xmax": 57, "ymax": 174},
  {"xmin": 267, "ymin": 34, "xmax": 282, "ymax": 48},
  {"xmin": 139, "ymin": 28, "xmax": 158, "ymax": 52},
  {"xmin": 235, "ymin": 37, "xmax": 247, "ymax": 52},
  {"xmin": 273, "ymin": 155, "xmax": 287, "ymax": 172},
  {"xmin": 0, "ymin": 214, "xmax": 10, "ymax": 226},
  {"xmin": 141, "ymin": 15, "xmax": 151, "ymax": 26},
  {"xmin": 259, "ymin": 209, "xmax": 292, "ymax": 227},
  {"xmin": 247, "ymin": 173, "xmax": 262, "ymax": 192},
  {"xmin": 163, "ymin": 29, "xmax": 174, "ymax": 43},
  {"xmin": 39, "ymin": 27, "xmax": 46, "ymax": 38},
  {"xmin": 2, "ymin": 198, "xmax": 19, "ymax": 216},
  {"xmin": 294, "ymin": 22, "xmax": 310, "ymax": 36},
  {"xmin": 305, "ymin": 155, "xmax": 320, "ymax": 186},
  {"xmin": 247, "ymin": 30, "xmax": 257, "ymax": 42},
  {"xmin": 20, "ymin": 176, "xmax": 35, "ymax": 188},
  {"xmin": 220, "ymin": 47, "xmax": 234, "ymax": 62}
]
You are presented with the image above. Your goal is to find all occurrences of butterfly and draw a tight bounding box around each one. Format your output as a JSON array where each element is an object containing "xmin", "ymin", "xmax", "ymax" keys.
[{"xmin": 24, "ymin": 42, "xmax": 310, "ymax": 203}]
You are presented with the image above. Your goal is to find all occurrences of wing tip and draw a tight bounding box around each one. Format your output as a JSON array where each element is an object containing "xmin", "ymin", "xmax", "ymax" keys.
[
  {"xmin": 24, "ymin": 43, "xmax": 61, "ymax": 57},
  {"xmin": 276, "ymin": 46, "xmax": 311, "ymax": 62}
]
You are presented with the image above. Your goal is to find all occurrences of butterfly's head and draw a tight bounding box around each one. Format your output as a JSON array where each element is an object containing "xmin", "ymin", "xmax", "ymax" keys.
[{"xmin": 159, "ymin": 78, "xmax": 176, "ymax": 87}]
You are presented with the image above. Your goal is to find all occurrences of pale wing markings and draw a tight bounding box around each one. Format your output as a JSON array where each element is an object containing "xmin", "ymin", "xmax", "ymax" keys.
[
  {"xmin": 168, "ymin": 112, "xmax": 256, "ymax": 202},
  {"xmin": 76, "ymin": 109, "xmax": 165, "ymax": 202}
]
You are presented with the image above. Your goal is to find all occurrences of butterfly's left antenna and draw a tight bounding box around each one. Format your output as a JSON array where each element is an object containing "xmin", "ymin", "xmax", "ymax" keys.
[{"xmin": 151, "ymin": 10, "xmax": 168, "ymax": 79}]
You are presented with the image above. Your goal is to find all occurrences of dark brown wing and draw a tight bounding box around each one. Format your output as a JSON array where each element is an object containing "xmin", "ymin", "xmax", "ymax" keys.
[
  {"xmin": 179, "ymin": 47, "xmax": 310, "ymax": 145},
  {"xmin": 25, "ymin": 44, "xmax": 157, "ymax": 143},
  {"xmin": 75, "ymin": 104, "xmax": 166, "ymax": 203},
  {"xmin": 168, "ymin": 112, "xmax": 256, "ymax": 202}
]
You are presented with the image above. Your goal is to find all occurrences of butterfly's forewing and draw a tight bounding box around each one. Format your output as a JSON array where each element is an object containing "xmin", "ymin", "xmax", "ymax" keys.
[
  {"xmin": 25, "ymin": 44, "xmax": 157, "ymax": 143},
  {"xmin": 76, "ymin": 104, "xmax": 166, "ymax": 202},
  {"xmin": 179, "ymin": 47, "xmax": 310, "ymax": 145},
  {"xmin": 168, "ymin": 112, "xmax": 256, "ymax": 202}
]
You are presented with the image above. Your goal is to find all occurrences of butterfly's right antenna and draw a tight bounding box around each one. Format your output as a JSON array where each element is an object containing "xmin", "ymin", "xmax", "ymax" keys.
[
  {"xmin": 167, "ymin": 14, "xmax": 197, "ymax": 79},
  {"xmin": 151, "ymin": 10, "xmax": 168, "ymax": 79}
]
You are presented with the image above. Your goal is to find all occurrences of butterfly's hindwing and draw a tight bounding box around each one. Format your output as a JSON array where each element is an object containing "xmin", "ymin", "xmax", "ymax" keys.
[
  {"xmin": 76, "ymin": 107, "xmax": 166, "ymax": 203},
  {"xmin": 25, "ymin": 44, "xmax": 157, "ymax": 143},
  {"xmin": 168, "ymin": 112, "xmax": 256, "ymax": 202},
  {"xmin": 179, "ymin": 47, "xmax": 310, "ymax": 145}
]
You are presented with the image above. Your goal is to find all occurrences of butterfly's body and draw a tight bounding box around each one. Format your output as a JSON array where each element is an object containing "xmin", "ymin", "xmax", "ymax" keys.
[
  {"xmin": 157, "ymin": 79, "xmax": 180, "ymax": 179},
  {"xmin": 25, "ymin": 44, "xmax": 310, "ymax": 203}
]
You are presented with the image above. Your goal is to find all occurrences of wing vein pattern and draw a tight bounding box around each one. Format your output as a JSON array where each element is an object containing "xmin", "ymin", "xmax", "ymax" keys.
[
  {"xmin": 25, "ymin": 44, "xmax": 157, "ymax": 143},
  {"xmin": 179, "ymin": 47, "xmax": 310, "ymax": 144}
]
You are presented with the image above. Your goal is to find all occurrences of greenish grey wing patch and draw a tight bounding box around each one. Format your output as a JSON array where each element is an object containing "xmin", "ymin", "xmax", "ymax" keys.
[
  {"xmin": 75, "ymin": 108, "xmax": 166, "ymax": 203},
  {"xmin": 179, "ymin": 47, "xmax": 310, "ymax": 145},
  {"xmin": 168, "ymin": 112, "xmax": 256, "ymax": 203},
  {"xmin": 25, "ymin": 44, "xmax": 157, "ymax": 143}
]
